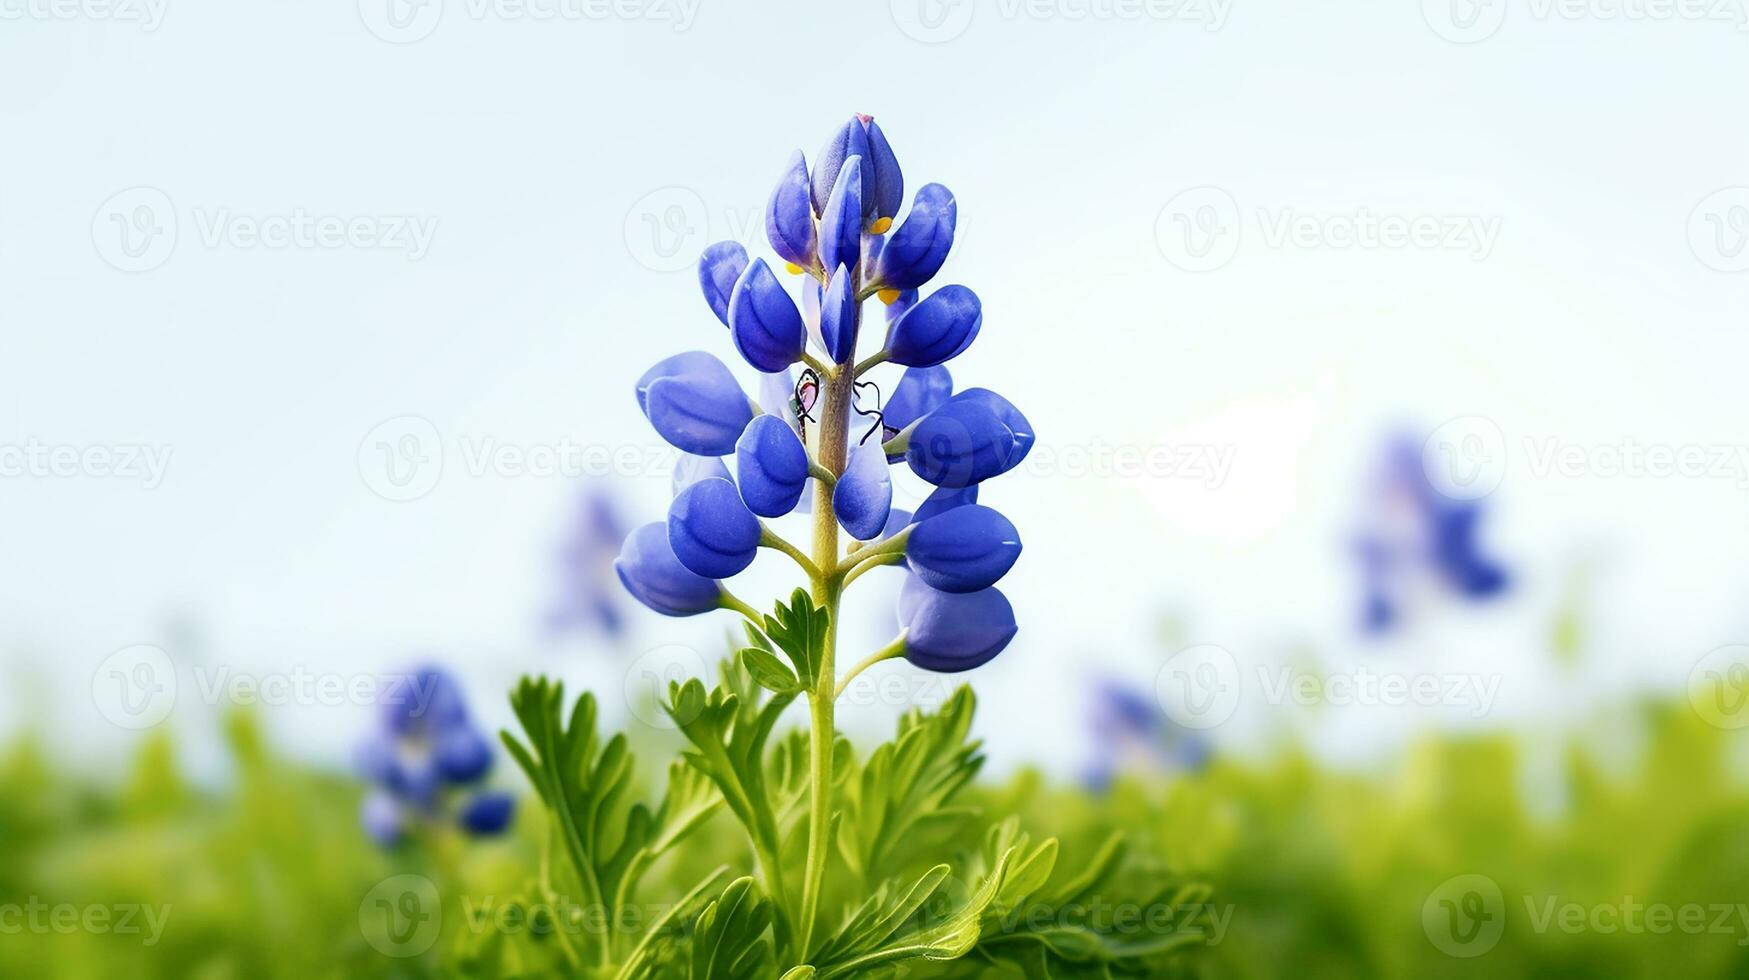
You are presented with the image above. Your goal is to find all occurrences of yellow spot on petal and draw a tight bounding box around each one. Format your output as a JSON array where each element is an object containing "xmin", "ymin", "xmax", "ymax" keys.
[
  {"xmin": 877, "ymin": 289, "xmax": 901, "ymax": 305},
  {"xmin": 784, "ymin": 262, "xmax": 804, "ymax": 275},
  {"xmin": 868, "ymin": 217, "xmax": 893, "ymax": 235}
]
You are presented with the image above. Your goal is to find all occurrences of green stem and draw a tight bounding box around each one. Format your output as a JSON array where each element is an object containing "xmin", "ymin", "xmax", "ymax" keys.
[
  {"xmin": 841, "ymin": 551, "xmax": 904, "ymax": 590},
  {"xmin": 719, "ymin": 589, "xmax": 762, "ymax": 624},
  {"xmin": 761, "ymin": 526, "xmax": 823, "ymax": 579},
  {"xmin": 852, "ymin": 350, "xmax": 890, "ymax": 377},
  {"xmin": 834, "ymin": 634, "xmax": 907, "ymax": 699}
]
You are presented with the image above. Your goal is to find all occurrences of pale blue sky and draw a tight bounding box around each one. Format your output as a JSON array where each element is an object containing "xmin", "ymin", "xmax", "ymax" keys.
[{"xmin": 4, "ymin": 0, "xmax": 1748, "ymax": 776}]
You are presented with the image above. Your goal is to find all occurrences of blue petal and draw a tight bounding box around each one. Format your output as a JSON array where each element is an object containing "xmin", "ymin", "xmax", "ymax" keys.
[
  {"xmin": 811, "ymin": 116, "xmax": 873, "ymax": 216},
  {"xmin": 457, "ymin": 791, "xmax": 516, "ymax": 836},
  {"xmin": 736, "ymin": 415, "xmax": 810, "ymax": 517},
  {"xmin": 820, "ymin": 264, "xmax": 857, "ymax": 364},
  {"xmin": 886, "ymin": 285, "xmax": 980, "ymax": 367},
  {"xmin": 911, "ymin": 483, "xmax": 977, "ymax": 524},
  {"xmin": 667, "ymin": 477, "xmax": 760, "ymax": 578},
  {"xmin": 698, "ymin": 241, "xmax": 748, "ymax": 326},
  {"xmin": 434, "ymin": 726, "xmax": 492, "ymax": 783},
  {"xmin": 673, "ymin": 453, "xmax": 732, "ymax": 496},
  {"xmin": 615, "ymin": 521, "xmax": 723, "ymax": 616},
  {"xmin": 728, "ymin": 258, "xmax": 806, "ymax": 373},
  {"xmin": 379, "ymin": 666, "xmax": 469, "ymax": 735},
  {"xmin": 875, "ymin": 183, "xmax": 955, "ymax": 290},
  {"xmin": 833, "ymin": 440, "xmax": 894, "ymax": 541},
  {"xmin": 765, "ymin": 150, "xmax": 817, "ymax": 270},
  {"xmin": 899, "ymin": 574, "xmax": 1017, "ymax": 673},
  {"xmin": 905, "ymin": 504, "xmax": 1021, "ymax": 593},
  {"xmin": 885, "ymin": 289, "xmax": 918, "ymax": 323},
  {"xmin": 878, "ymin": 506, "xmax": 913, "ymax": 541},
  {"xmin": 863, "ymin": 117, "xmax": 904, "ymax": 223},
  {"xmin": 637, "ymin": 351, "xmax": 753, "ymax": 456},
  {"xmin": 819, "ymin": 156, "xmax": 864, "ymax": 277},
  {"xmin": 947, "ymin": 388, "xmax": 1033, "ymax": 471},
  {"xmin": 906, "ymin": 398, "xmax": 1020, "ymax": 488},
  {"xmin": 884, "ymin": 365, "xmax": 953, "ymax": 431}
]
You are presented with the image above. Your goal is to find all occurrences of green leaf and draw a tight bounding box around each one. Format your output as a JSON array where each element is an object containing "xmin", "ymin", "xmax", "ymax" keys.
[
  {"xmin": 812, "ymin": 847, "xmax": 1018, "ymax": 978},
  {"xmin": 761, "ymin": 588, "xmax": 829, "ymax": 688},
  {"xmin": 689, "ymin": 877, "xmax": 776, "ymax": 980},
  {"xmin": 739, "ymin": 646, "xmax": 801, "ymax": 695}
]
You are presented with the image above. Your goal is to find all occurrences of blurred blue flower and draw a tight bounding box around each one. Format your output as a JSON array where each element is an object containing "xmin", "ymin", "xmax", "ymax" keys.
[
  {"xmin": 546, "ymin": 490, "xmax": 630, "ymax": 639},
  {"xmin": 355, "ymin": 664, "xmax": 514, "ymax": 845},
  {"xmin": 1355, "ymin": 434, "xmax": 1510, "ymax": 634},
  {"xmin": 1082, "ymin": 678, "xmax": 1211, "ymax": 791}
]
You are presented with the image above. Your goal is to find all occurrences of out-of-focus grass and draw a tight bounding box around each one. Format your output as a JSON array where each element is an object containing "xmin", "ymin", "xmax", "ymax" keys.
[{"xmin": 4, "ymin": 696, "xmax": 1748, "ymax": 977}]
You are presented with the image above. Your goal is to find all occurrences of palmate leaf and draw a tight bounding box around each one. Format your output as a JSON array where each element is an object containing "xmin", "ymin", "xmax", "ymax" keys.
[
  {"xmin": 689, "ymin": 877, "xmax": 776, "ymax": 980},
  {"xmin": 836, "ymin": 686, "xmax": 985, "ymax": 881},
  {"xmin": 757, "ymin": 588, "xmax": 829, "ymax": 689}
]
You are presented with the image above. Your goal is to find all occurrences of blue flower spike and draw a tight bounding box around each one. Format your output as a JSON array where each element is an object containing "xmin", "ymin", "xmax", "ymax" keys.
[
  {"xmin": 898, "ymin": 573, "xmax": 1018, "ymax": 673},
  {"xmin": 698, "ymin": 241, "xmax": 748, "ymax": 326},
  {"xmin": 668, "ymin": 476, "xmax": 762, "ymax": 578},
  {"xmin": 736, "ymin": 414, "xmax": 810, "ymax": 517},
  {"xmin": 819, "ymin": 156, "xmax": 864, "ymax": 277},
  {"xmin": 904, "ymin": 503, "xmax": 1022, "ymax": 593},
  {"xmin": 834, "ymin": 440, "xmax": 894, "ymax": 541},
  {"xmin": 820, "ymin": 264, "xmax": 858, "ymax": 364},
  {"xmin": 616, "ymin": 522, "xmax": 724, "ymax": 616},
  {"xmin": 886, "ymin": 284, "xmax": 981, "ymax": 367},
  {"xmin": 728, "ymin": 258, "xmax": 807, "ymax": 373},
  {"xmin": 873, "ymin": 183, "xmax": 956, "ymax": 291},
  {"xmin": 636, "ymin": 351, "xmax": 755, "ymax": 457},
  {"xmin": 767, "ymin": 150, "xmax": 818, "ymax": 273}
]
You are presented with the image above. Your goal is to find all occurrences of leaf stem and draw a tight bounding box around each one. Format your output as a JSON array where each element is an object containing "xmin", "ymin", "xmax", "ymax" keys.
[
  {"xmin": 834, "ymin": 633, "xmax": 908, "ymax": 699},
  {"xmin": 760, "ymin": 526, "xmax": 823, "ymax": 579}
]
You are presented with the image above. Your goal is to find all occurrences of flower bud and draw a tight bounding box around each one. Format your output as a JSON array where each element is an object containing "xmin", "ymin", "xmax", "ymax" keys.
[
  {"xmin": 636, "ymin": 351, "xmax": 754, "ymax": 457},
  {"xmin": 614, "ymin": 521, "xmax": 724, "ymax": 616},
  {"xmin": 886, "ymin": 285, "xmax": 980, "ymax": 367},
  {"xmin": 899, "ymin": 573, "xmax": 1017, "ymax": 673},
  {"xmin": 766, "ymin": 150, "xmax": 817, "ymax": 271},
  {"xmin": 698, "ymin": 240, "xmax": 748, "ymax": 326},
  {"xmin": 736, "ymin": 415, "xmax": 809, "ymax": 517},
  {"xmin": 810, "ymin": 115, "xmax": 873, "ymax": 216},
  {"xmin": 884, "ymin": 365, "xmax": 953, "ymax": 431},
  {"xmin": 819, "ymin": 156, "xmax": 864, "ymax": 276},
  {"xmin": 434, "ymin": 727, "xmax": 492, "ymax": 783},
  {"xmin": 905, "ymin": 504, "xmax": 1021, "ymax": 593},
  {"xmin": 457, "ymin": 791, "xmax": 515, "ymax": 836},
  {"xmin": 820, "ymin": 264, "xmax": 858, "ymax": 364},
  {"xmin": 874, "ymin": 183, "xmax": 955, "ymax": 290},
  {"xmin": 905, "ymin": 389, "xmax": 1030, "ymax": 488},
  {"xmin": 728, "ymin": 258, "xmax": 807, "ymax": 373},
  {"xmin": 667, "ymin": 477, "xmax": 761, "ymax": 578},
  {"xmin": 834, "ymin": 440, "xmax": 894, "ymax": 541},
  {"xmin": 673, "ymin": 453, "xmax": 731, "ymax": 496}
]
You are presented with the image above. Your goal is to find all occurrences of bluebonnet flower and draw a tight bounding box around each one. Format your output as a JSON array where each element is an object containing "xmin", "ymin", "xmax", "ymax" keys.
[
  {"xmin": 616, "ymin": 113, "xmax": 1031, "ymax": 680},
  {"xmin": 355, "ymin": 665, "xmax": 514, "ymax": 846},
  {"xmin": 546, "ymin": 490, "xmax": 630, "ymax": 638},
  {"xmin": 1354, "ymin": 434, "xmax": 1510, "ymax": 634},
  {"xmin": 1082, "ymin": 678, "xmax": 1211, "ymax": 791}
]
